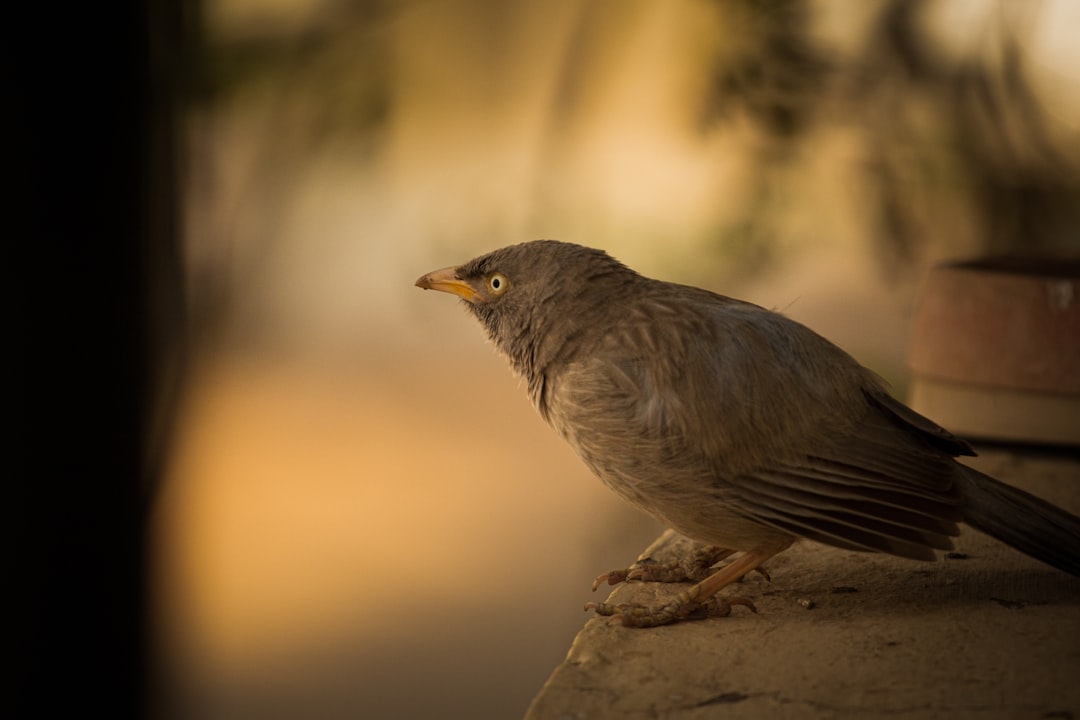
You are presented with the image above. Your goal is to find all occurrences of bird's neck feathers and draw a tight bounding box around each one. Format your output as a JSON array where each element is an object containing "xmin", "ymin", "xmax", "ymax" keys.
[
  {"xmin": 472, "ymin": 292, "xmax": 573, "ymax": 408},
  {"xmin": 472, "ymin": 254, "xmax": 637, "ymax": 416}
]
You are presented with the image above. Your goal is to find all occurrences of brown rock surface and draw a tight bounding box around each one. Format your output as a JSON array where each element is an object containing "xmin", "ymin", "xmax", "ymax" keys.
[{"xmin": 527, "ymin": 449, "xmax": 1080, "ymax": 720}]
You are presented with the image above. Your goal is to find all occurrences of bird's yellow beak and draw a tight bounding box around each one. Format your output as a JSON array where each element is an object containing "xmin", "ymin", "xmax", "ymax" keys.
[{"xmin": 415, "ymin": 265, "xmax": 479, "ymax": 303}]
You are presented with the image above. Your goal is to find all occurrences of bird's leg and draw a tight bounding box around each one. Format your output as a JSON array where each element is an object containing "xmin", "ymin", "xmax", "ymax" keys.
[
  {"xmin": 585, "ymin": 541, "xmax": 790, "ymax": 628},
  {"xmin": 591, "ymin": 546, "xmax": 736, "ymax": 590}
]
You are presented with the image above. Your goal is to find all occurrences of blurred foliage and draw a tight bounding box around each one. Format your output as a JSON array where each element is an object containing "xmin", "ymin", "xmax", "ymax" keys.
[
  {"xmin": 852, "ymin": 0, "xmax": 1080, "ymax": 271},
  {"xmin": 189, "ymin": 0, "xmax": 1080, "ymax": 310},
  {"xmin": 703, "ymin": 0, "xmax": 827, "ymax": 137},
  {"xmin": 194, "ymin": 0, "xmax": 392, "ymax": 153},
  {"xmin": 694, "ymin": 0, "xmax": 1080, "ymax": 278}
]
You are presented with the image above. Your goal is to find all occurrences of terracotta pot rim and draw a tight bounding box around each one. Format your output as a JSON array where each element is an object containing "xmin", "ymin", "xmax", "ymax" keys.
[{"xmin": 943, "ymin": 256, "xmax": 1080, "ymax": 279}]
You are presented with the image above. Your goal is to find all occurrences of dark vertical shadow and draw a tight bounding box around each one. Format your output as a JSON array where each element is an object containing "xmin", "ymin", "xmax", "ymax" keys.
[{"xmin": 11, "ymin": 1, "xmax": 189, "ymax": 716}]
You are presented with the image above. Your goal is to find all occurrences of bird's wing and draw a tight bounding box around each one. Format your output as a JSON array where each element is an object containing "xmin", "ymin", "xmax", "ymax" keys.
[
  {"xmin": 863, "ymin": 386, "xmax": 975, "ymax": 457},
  {"xmin": 724, "ymin": 410, "xmax": 965, "ymax": 560},
  {"xmin": 582, "ymin": 294, "xmax": 967, "ymax": 559}
]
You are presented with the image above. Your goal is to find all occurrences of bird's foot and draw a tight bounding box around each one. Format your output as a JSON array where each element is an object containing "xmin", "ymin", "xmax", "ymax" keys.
[
  {"xmin": 585, "ymin": 541, "xmax": 788, "ymax": 627},
  {"xmin": 585, "ymin": 593, "xmax": 757, "ymax": 628},
  {"xmin": 591, "ymin": 546, "xmax": 736, "ymax": 591}
]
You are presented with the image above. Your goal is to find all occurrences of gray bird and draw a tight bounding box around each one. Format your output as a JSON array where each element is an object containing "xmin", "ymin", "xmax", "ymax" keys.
[{"xmin": 416, "ymin": 240, "xmax": 1080, "ymax": 627}]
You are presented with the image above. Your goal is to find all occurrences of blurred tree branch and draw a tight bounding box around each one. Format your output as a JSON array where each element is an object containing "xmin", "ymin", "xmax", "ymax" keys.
[
  {"xmin": 186, "ymin": 0, "xmax": 1080, "ymax": 340},
  {"xmin": 701, "ymin": 0, "xmax": 1080, "ymax": 278}
]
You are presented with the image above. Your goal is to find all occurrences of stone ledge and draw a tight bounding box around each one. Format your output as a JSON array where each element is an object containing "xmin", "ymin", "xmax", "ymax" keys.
[{"xmin": 526, "ymin": 448, "xmax": 1080, "ymax": 720}]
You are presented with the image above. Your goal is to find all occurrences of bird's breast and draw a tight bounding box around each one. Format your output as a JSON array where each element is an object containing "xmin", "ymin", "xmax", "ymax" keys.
[{"xmin": 542, "ymin": 357, "xmax": 790, "ymax": 549}]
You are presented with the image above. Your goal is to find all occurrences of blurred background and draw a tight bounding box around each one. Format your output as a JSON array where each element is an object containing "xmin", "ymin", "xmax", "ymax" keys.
[
  {"xmin": 160, "ymin": 0, "xmax": 1080, "ymax": 718},
  {"xmin": 17, "ymin": 1, "xmax": 1080, "ymax": 719},
  {"xmin": 154, "ymin": 2, "xmax": 1080, "ymax": 718}
]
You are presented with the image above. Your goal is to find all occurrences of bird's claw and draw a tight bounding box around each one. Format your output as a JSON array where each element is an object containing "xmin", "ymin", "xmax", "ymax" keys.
[
  {"xmin": 585, "ymin": 595, "xmax": 757, "ymax": 627},
  {"xmin": 589, "ymin": 565, "xmax": 686, "ymax": 591},
  {"xmin": 591, "ymin": 570, "xmax": 630, "ymax": 591},
  {"xmin": 590, "ymin": 546, "xmax": 738, "ymax": 591}
]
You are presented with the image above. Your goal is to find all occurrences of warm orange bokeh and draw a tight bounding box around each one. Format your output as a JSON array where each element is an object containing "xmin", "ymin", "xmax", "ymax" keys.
[{"xmin": 157, "ymin": 1, "xmax": 1080, "ymax": 717}]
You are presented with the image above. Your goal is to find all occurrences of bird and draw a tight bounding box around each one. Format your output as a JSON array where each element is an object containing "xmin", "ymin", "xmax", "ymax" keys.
[{"xmin": 415, "ymin": 239, "xmax": 1080, "ymax": 627}]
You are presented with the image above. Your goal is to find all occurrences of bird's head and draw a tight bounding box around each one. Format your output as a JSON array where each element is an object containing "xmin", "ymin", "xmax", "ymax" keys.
[{"xmin": 415, "ymin": 240, "xmax": 636, "ymax": 379}]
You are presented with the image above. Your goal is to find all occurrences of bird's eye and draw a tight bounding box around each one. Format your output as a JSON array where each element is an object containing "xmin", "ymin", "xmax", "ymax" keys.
[{"xmin": 489, "ymin": 273, "xmax": 509, "ymax": 294}]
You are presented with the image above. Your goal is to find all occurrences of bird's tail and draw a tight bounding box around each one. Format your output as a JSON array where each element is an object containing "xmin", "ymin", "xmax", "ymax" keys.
[{"xmin": 958, "ymin": 464, "xmax": 1080, "ymax": 577}]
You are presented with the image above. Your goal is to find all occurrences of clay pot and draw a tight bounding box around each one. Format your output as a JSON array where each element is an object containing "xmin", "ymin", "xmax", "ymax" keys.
[{"xmin": 908, "ymin": 258, "xmax": 1080, "ymax": 446}]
